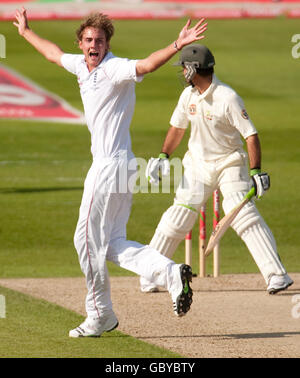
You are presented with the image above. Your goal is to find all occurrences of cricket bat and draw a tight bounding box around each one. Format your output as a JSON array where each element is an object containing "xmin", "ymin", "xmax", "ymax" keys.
[{"xmin": 204, "ymin": 187, "xmax": 255, "ymax": 257}]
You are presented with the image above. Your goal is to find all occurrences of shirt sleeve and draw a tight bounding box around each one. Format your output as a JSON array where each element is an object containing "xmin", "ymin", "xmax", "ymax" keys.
[
  {"xmin": 131, "ymin": 60, "xmax": 144, "ymax": 83},
  {"xmin": 170, "ymin": 90, "xmax": 189, "ymax": 129},
  {"xmin": 60, "ymin": 54, "xmax": 82, "ymax": 75},
  {"xmin": 226, "ymin": 94, "xmax": 258, "ymax": 139}
]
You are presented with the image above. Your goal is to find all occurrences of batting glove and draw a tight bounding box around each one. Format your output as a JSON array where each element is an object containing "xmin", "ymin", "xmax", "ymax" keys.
[
  {"xmin": 146, "ymin": 153, "xmax": 170, "ymax": 185},
  {"xmin": 250, "ymin": 168, "xmax": 270, "ymax": 199}
]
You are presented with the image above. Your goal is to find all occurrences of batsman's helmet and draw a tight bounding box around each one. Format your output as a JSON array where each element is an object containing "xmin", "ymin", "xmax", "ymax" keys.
[{"xmin": 174, "ymin": 44, "xmax": 215, "ymax": 69}]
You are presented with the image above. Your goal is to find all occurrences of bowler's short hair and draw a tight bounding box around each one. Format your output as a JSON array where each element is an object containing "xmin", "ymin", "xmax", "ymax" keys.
[{"xmin": 76, "ymin": 13, "xmax": 114, "ymax": 42}]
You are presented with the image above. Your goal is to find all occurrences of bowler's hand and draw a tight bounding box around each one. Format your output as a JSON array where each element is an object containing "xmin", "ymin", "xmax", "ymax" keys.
[
  {"xmin": 13, "ymin": 7, "xmax": 30, "ymax": 36},
  {"xmin": 176, "ymin": 18, "xmax": 208, "ymax": 50}
]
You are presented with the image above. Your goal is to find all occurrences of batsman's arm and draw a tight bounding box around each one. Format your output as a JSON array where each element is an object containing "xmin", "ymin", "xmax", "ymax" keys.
[
  {"xmin": 161, "ymin": 126, "xmax": 186, "ymax": 157},
  {"xmin": 246, "ymin": 133, "xmax": 271, "ymax": 198},
  {"xmin": 246, "ymin": 133, "xmax": 261, "ymax": 171},
  {"xmin": 14, "ymin": 7, "xmax": 64, "ymax": 66}
]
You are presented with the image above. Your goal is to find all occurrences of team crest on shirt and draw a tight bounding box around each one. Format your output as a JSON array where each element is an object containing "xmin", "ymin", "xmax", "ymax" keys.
[
  {"xmin": 205, "ymin": 110, "xmax": 213, "ymax": 120},
  {"xmin": 189, "ymin": 104, "xmax": 197, "ymax": 115},
  {"xmin": 241, "ymin": 109, "xmax": 249, "ymax": 119}
]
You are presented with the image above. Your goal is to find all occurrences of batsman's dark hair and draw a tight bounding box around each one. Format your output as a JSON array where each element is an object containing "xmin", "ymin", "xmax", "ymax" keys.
[{"xmin": 196, "ymin": 67, "xmax": 214, "ymax": 77}]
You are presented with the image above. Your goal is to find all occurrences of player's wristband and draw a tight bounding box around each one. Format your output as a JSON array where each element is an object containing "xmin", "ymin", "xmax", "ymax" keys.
[
  {"xmin": 173, "ymin": 41, "xmax": 180, "ymax": 51},
  {"xmin": 159, "ymin": 152, "xmax": 169, "ymax": 159},
  {"xmin": 250, "ymin": 168, "xmax": 261, "ymax": 176}
]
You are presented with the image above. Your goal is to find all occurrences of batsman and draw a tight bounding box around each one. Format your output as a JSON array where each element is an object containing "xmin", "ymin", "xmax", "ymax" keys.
[{"xmin": 141, "ymin": 44, "xmax": 293, "ymax": 294}]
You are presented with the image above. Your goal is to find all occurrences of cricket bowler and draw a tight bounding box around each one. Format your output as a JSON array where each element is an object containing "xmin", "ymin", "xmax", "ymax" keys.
[{"xmin": 14, "ymin": 8, "xmax": 207, "ymax": 337}]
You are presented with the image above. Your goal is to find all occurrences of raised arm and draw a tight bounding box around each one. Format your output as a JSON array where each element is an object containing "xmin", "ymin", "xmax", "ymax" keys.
[
  {"xmin": 136, "ymin": 18, "xmax": 207, "ymax": 76},
  {"xmin": 13, "ymin": 7, "xmax": 64, "ymax": 66}
]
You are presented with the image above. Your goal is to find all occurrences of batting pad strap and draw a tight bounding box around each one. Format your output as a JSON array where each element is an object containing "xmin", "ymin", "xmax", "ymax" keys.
[{"xmin": 177, "ymin": 203, "xmax": 198, "ymax": 213}]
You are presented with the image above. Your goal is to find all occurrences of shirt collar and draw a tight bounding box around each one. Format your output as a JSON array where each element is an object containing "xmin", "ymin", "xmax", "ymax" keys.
[
  {"xmin": 192, "ymin": 73, "xmax": 218, "ymax": 99},
  {"xmin": 99, "ymin": 51, "xmax": 114, "ymax": 67}
]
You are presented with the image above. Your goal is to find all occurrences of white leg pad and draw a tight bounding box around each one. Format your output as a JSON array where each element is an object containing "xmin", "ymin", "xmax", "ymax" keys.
[
  {"xmin": 223, "ymin": 192, "xmax": 261, "ymax": 236},
  {"xmin": 149, "ymin": 204, "xmax": 198, "ymax": 258},
  {"xmin": 140, "ymin": 205, "xmax": 197, "ymax": 292},
  {"xmin": 241, "ymin": 220, "xmax": 286, "ymax": 283},
  {"xmin": 150, "ymin": 231, "xmax": 182, "ymax": 259},
  {"xmin": 223, "ymin": 192, "xmax": 286, "ymax": 283}
]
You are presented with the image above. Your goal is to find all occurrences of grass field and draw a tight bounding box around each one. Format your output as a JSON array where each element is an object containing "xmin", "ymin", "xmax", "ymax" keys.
[
  {"xmin": 0, "ymin": 286, "xmax": 182, "ymax": 358},
  {"xmin": 0, "ymin": 17, "xmax": 300, "ymax": 358}
]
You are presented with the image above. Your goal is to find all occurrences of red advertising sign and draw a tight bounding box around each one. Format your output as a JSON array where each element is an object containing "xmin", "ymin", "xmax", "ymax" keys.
[{"xmin": 0, "ymin": 64, "xmax": 85, "ymax": 124}]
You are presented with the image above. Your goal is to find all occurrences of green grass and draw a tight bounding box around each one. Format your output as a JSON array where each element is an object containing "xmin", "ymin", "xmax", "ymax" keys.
[
  {"xmin": 0, "ymin": 286, "xmax": 181, "ymax": 358},
  {"xmin": 0, "ymin": 17, "xmax": 300, "ymax": 357}
]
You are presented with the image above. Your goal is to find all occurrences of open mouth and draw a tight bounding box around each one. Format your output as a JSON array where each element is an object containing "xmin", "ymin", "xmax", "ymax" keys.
[{"xmin": 89, "ymin": 52, "xmax": 99, "ymax": 58}]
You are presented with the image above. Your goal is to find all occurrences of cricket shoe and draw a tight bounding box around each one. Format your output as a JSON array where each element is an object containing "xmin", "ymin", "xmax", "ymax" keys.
[
  {"xmin": 140, "ymin": 277, "xmax": 159, "ymax": 293},
  {"xmin": 140, "ymin": 285, "xmax": 159, "ymax": 293},
  {"xmin": 69, "ymin": 313, "xmax": 119, "ymax": 338},
  {"xmin": 267, "ymin": 274, "xmax": 294, "ymax": 294},
  {"xmin": 170, "ymin": 264, "xmax": 193, "ymax": 317}
]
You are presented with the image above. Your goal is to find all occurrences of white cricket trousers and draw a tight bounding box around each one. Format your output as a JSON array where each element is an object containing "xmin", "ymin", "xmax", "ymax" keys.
[{"xmin": 74, "ymin": 157, "xmax": 173, "ymax": 319}]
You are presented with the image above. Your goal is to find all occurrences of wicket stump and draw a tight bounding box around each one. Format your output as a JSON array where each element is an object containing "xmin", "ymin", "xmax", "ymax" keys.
[{"xmin": 185, "ymin": 189, "xmax": 220, "ymax": 277}]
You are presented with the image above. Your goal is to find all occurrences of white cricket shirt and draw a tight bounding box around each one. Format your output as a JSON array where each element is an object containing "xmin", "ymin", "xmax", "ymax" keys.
[
  {"xmin": 61, "ymin": 52, "xmax": 143, "ymax": 159},
  {"xmin": 170, "ymin": 74, "xmax": 257, "ymax": 162}
]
